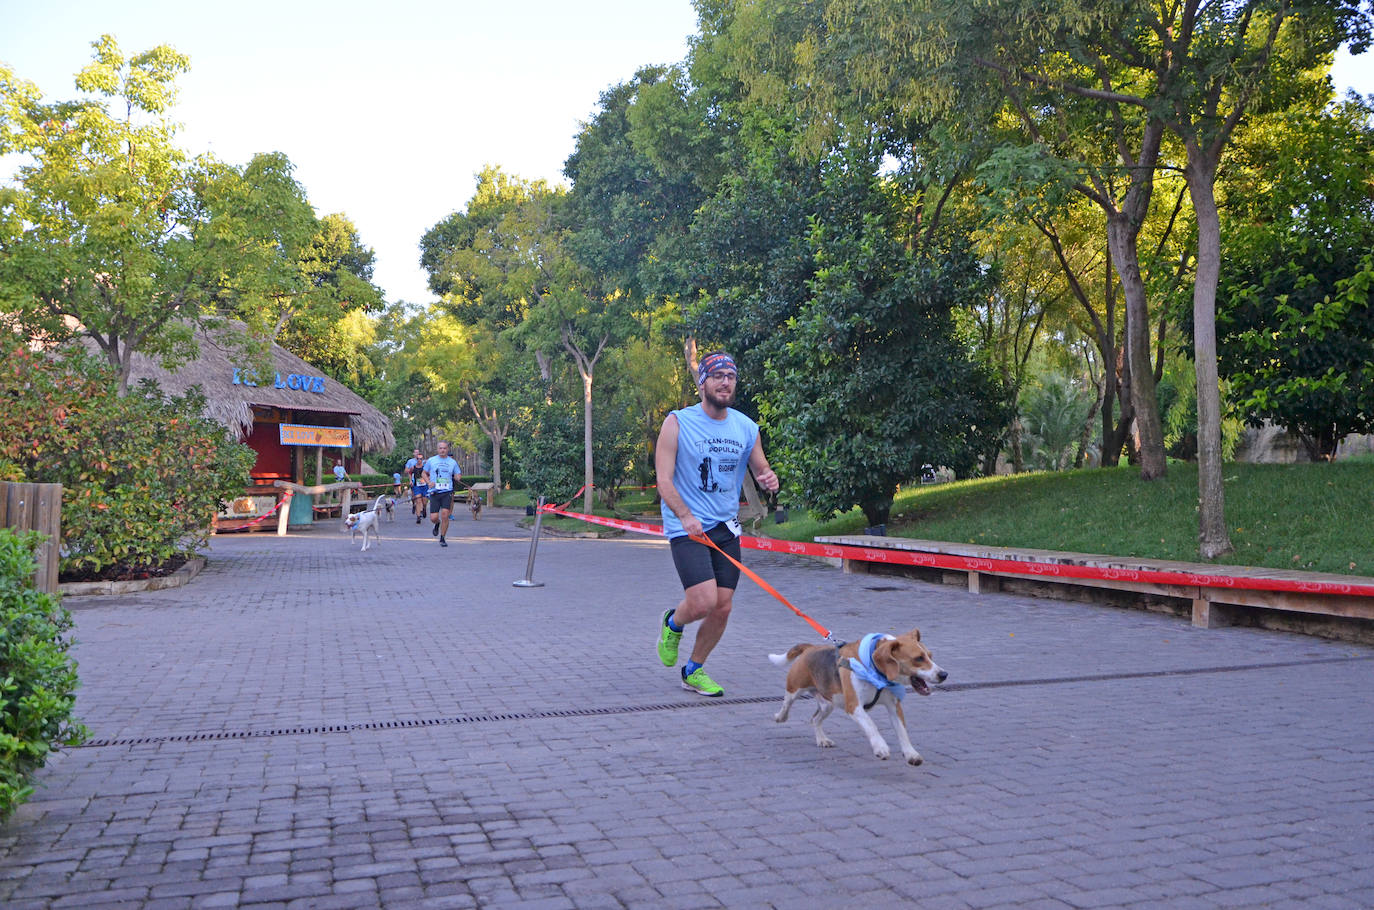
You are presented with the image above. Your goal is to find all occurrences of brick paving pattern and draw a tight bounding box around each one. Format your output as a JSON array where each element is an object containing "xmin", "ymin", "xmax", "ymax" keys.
[{"xmin": 1, "ymin": 508, "xmax": 1372, "ymax": 908}]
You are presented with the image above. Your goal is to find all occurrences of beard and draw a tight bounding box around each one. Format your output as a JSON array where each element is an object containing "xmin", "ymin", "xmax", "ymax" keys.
[{"xmin": 703, "ymin": 385, "xmax": 736, "ymax": 410}]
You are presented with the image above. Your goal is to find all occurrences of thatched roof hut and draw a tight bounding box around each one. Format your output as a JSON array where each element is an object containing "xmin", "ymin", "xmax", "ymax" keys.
[{"xmin": 120, "ymin": 325, "xmax": 395, "ymax": 453}]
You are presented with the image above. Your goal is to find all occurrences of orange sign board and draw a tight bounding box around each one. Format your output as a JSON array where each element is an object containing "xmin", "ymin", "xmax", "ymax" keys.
[{"xmin": 279, "ymin": 424, "xmax": 352, "ymax": 448}]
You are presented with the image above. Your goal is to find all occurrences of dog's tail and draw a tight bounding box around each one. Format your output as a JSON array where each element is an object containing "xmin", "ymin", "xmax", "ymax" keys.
[
  {"xmin": 768, "ymin": 643, "xmax": 812, "ymax": 667},
  {"xmin": 372, "ymin": 494, "xmax": 388, "ymax": 512}
]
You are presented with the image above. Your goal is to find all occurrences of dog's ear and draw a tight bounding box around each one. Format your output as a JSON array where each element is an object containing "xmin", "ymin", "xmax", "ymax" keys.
[{"xmin": 874, "ymin": 640, "xmax": 901, "ymax": 681}]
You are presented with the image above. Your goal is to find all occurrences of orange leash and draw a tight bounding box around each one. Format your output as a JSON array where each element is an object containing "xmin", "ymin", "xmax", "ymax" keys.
[{"xmin": 691, "ymin": 532, "xmax": 837, "ymax": 642}]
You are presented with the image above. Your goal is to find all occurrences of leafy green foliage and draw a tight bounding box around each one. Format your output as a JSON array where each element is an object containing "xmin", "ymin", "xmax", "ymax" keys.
[
  {"xmin": 758, "ymin": 143, "xmax": 1010, "ymax": 526},
  {"xmin": 588, "ymin": 386, "xmax": 639, "ymax": 509},
  {"xmin": 420, "ymin": 167, "xmax": 566, "ymax": 329},
  {"xmin": 1018, "ymin": 374, "xmax": 1094, "ymax": 471},
  {"xmin": 1207, "ymin": 102, "xmax": 1374, "ymax": 460},
  {"xmin": 0, "ymin": 529, "xmax": 87, "ymax": 822},
  {"xmin": 509, "ymin": 401, "xmax": 585, "ymax": 504},
  {"xmin": 0, "ymin": 341, "xmax": 254, "ymax": 577},
  {"xmin": 0, "ymin": 38, "xmax": 364, "ymax": 393},
  {"xmin": 565, "ymin": 67, "xmax": 707, "ymax": 302}
]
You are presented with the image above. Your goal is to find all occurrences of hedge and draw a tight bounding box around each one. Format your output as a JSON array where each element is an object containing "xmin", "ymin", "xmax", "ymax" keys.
[{"xmin": 0, "ymin": 529, "xmax": 86, "ymax": 822}]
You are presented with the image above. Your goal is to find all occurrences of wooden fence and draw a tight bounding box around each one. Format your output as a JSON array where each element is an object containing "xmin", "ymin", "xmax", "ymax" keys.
[{"xmin": 0, "ymin": 481, "xmax": 62, "ymax": 594}]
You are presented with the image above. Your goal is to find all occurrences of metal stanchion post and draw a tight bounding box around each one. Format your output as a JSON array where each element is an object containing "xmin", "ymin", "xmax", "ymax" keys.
[{"xmin": 513, "ymin": 495, "xmax": 546, "ymax": 588}]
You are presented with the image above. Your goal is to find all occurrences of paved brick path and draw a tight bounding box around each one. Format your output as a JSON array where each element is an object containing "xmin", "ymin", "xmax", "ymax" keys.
[{"xmin": 2, "ymin": 508, "xmax": 1372, "ymax": 908}]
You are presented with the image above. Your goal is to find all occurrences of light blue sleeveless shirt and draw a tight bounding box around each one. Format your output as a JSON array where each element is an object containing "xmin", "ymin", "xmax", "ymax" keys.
[{"xmin": 660, "ymin": 404, "xmax": 760, "ymax": 539}]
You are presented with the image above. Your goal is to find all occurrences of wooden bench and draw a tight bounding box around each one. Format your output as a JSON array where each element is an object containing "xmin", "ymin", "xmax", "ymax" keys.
[
  {"xmin": 469, "ymin": 482, "xmax": 495, "ymax": 507},
  {"xmin": 813, "ymin": 535, "xmax": 1374, "ymax": 636}
]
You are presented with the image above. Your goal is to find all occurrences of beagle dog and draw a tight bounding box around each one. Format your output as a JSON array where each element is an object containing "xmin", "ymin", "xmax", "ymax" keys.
[
  {"xmin": 769, "ymin": 628, "xmax": 946, "ymax": 765},
  {"xmin": 342, "ymin": 495, "xmax": 388, "ymax": 551}
]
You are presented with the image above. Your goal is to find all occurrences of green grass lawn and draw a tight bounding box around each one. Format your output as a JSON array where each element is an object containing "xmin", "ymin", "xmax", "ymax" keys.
[
  {"xmin": 766, "ymin": 461, "xmax": 1374, "ymax": 577},
  {"xmin": 500, "ymin": 461, "xmax": 1374, "ymax": 577}
]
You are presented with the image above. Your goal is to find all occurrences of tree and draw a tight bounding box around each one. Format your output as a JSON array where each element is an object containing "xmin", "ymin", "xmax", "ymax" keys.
[
  {"xmin": 457, "ymin": 324, "xmax": 531, "ymax": 491},
  {"xmin": 1, "ymin": 37, "xmax": 198, "ymax": 388},
  {"xmin": 0, "ymin": 37, "xmax": 348, "ymax": 392},
  {"xmin": 966, "ymin": 220, "xmax": 1071, "ymax": 472},
  {"xmin": 370, "ymin": 301, "xmax": 453, "ymax": 454},
  {"xmin": 265, "ymin": 212, "xmax": 387, "ymax": 387},
  {"xmin": 1208, "ymin": 99, "xmax": 1374, "ymax": 460},
  {"xmin": 420, "ymin": 166, "xmax": 563, "ymax": 331},
  {"xmin": 564, "ymin": 68, "xmax": 707, "ymax": 305},
  {"xmin": 759, "ymin": 142, "xmax": 1010, "ymax": 526},
  {"xmin": 0, "ymin": 338, "xmax": 254, "ymax": 577},
  {"xmin": 1019, "ymin": 373, "xmax": 1097, "ymax": 471},
  {"xmin": 1151, "ymin": 0, "xmax": 1371, "ymax": 554},
  {"xmin": 782, "ymin": 0, "xmax": 1373, "ymax": 556},
  {"xmin": 422, "ymin": 166, "xmax": 637, "ymax": 516}
]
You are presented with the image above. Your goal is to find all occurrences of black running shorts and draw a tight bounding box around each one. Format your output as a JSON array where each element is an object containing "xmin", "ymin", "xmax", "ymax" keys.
[
  {"xmin": 429, "ymin": 490, "xmax": 454, "ymax": 512},
  {"xmin": 670, "ymin": 522, "xmax": 742, "ymax": 590}
]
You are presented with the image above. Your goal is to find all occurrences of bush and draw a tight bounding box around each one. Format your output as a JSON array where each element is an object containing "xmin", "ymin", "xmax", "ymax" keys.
[
  {"xmin": 510, "ymin": 402, "xmax": 585, "ymax": 503},
  {"xmin": 0, "ymin": 342, "xmax": 255, "ymax": 578},
  {"xmin": 0, "ymin": 529, "xmax": 87, "ymax": 822}
]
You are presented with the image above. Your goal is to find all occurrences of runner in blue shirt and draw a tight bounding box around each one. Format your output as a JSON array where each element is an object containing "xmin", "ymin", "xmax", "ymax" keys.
[
  {"xmin": 404, "ymin": 447, "xmax": 427, "ymax": 523},
  {"xmin": 421, "ymin": 440, "xmax": 462, "ymax": 548},
  {"xmin": 654, "ymin": 352, "xmax": 779, "ymax": 697}
]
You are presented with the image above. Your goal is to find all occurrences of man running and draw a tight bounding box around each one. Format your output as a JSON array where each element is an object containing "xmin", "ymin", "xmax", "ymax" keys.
[
  {"xmin": 654, "ymin": 352, "xmax": 779, "ymax": 696},
  {"xmin": 421, "ymin": 440, "xmax": 462, "ymax": 548},
  {"xmin": 404, "ymin": 447, "xmax": 427, "ymax": 523}
]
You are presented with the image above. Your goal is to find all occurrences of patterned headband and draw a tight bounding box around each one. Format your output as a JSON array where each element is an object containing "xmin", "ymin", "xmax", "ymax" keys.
[{"xmin": 697, "ymin": 352, "xmax": 737, "ymax": 385}]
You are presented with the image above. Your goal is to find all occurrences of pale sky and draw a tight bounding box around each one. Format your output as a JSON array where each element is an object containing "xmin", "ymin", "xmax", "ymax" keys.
[
  {"xmin": 1, "ymin": 0, "xmax": 701, "ymax": 305},
  {"xmin": 4, "ymin": 2, "xmax": 1372, "ymax": 307}
]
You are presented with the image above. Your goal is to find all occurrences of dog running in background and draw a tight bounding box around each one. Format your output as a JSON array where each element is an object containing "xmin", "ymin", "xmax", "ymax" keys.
[
  {"xmin": 769, "ymin": 628, "xmax": 946, "ymax": 766},
  {"xmin": 383, "ymin": 496, "xmax": 395, "ymax": 522},
  {"xmin": 342, "ymin": 494, "xmax": 389, "ymax": 551},
  {"xmin": 469, "ymin": 487, "xmax": 482, "ymax": 520}
]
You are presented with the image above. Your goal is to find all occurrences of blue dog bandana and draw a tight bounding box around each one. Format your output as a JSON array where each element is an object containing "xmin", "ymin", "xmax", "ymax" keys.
[{"xmin": 847, "ymin": 633, "xmax": 905, "ymax": 702}]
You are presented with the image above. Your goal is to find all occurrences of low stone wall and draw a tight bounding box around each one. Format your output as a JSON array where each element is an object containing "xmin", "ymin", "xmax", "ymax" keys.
[{"xmin": 59, "ymin": 556, "xmax": 206, "ymax": 597}]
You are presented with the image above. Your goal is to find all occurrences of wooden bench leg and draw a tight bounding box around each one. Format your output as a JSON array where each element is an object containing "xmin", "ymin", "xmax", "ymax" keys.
[
  {"xmin": 968, "ymin": 571, "xmax": 998, "ymax": 595},
  {"xmin": 1192, "ymin": 598, "xmax": 1234, "ymax": 629},
  {"xmin": 842, "ymin": 558, "xmax": 873, "ymax": 576}
]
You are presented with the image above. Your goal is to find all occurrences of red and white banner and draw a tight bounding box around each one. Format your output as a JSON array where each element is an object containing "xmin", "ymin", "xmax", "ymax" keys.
[{"xmin": 537, "ymin": 504, "xmax": 1374, "ymax": 598}]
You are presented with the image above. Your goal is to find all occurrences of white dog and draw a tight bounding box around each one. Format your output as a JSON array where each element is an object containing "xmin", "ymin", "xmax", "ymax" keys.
[
  {"xmin": 382, "ymin": 496, "xmax": 396, "ymax": 522},
  {"xmin": 342, "ymin": 495, "xmax": 388, "ymax": 551}
]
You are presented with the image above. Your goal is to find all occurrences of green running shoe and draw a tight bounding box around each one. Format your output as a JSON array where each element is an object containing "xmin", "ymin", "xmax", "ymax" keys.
[
  {"xmin": 657, "ymin": 610, "xmax": 682, "ymax": 667},
  {"xmin": 681, "ymin": 666, "xmax": 724, "ymax": 697}
]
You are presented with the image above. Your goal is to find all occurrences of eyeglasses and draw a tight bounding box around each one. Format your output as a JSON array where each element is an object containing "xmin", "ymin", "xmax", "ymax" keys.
[{"xmin": 706, "ymin": 371, "xmax": 737, "ymax": 382}]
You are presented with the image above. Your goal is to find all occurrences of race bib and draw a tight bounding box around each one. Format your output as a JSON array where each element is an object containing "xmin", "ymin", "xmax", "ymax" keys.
[{"xmin": 434, "ymin": 476, "xmax": 452, "ymax": 492}]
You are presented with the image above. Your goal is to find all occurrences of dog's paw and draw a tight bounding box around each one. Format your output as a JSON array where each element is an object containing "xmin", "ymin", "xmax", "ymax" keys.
[
  {"xmin": 904, "ymin": 751, "xmax": 923, "ymax": 766},
  {"xmin": 773, "ymin": 710, "xmax": 788, "ymax": 723},
  {"xmin": 873, "ymin": 745, "xmax": 890, "ymax": 760},
  {"xmin": 817, "ymin": 736, "xmax": 834, "ymax": 748}
]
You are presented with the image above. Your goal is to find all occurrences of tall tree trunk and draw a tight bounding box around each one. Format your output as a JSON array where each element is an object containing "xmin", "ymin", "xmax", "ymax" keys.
[
  {"xmin": 582, "ymin": 368, "xmax": 594, "ymax": 516},
  {"xmin": 465, "ymin": 390, "xmax": 508, "ymax": 491},
  {"xmin": 1185, "ymin": 153, "xmax": 1235, "ymax": 558},
  {"xmin": 563, "ymin": 328, "xmax": 607, "ymax": 518},
  {"xmin": 1106, "ymin": 214, "xmax": 1167, "ymax": 480}
]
